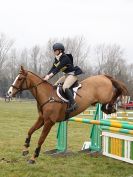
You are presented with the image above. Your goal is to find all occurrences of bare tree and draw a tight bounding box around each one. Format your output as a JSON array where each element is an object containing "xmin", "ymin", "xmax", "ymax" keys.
[
  {"xmin": 94, "ymin": 44, "xmax": 124, "ymax": 76},
  {"xmin": 41, "ymin": 40, "xmax": 55, "ymax": 75},
  {"xmin": 94, "ymin": 44, "xmax": 133, "ymax": 98},
  {"xmin": 0, "ymin": 33, "xmax": 14, "ymax": 77},
  {"xmin": 29, "ymin": 45, "xmax": 40, "ymax": 73},
  {"xmin": 126, "ymin": 64, "xmax": 133, "ymax": 99},
  {"xmin": 20, "ymin": 48, "xmax": 29, "ymax": 68},
  {"xmin": 4, "ymin": 48, "xmax": 20, "ymax": 84},
  {"xmin": 63, "ymin": 36, "xmax": 90, "ymax": 68},
  {"xmin": 0, "ymin": 33, "xmax": 132, "ymax": 99}
]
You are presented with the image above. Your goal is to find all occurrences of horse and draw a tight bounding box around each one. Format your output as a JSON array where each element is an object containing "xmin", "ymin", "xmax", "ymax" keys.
[{"xmin": 7, "ymin": 66, "xmax": 128, "ymax": 164}]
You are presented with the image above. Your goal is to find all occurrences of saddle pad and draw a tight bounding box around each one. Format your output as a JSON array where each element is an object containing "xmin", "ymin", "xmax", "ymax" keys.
[{"xmin": 57, "ymin": 84, "xmax": 82, "ymax": 102}]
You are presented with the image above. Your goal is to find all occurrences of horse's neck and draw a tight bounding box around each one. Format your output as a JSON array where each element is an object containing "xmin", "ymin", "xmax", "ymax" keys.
[{"xmin": 28, "ymin": 73, "xmax": 53, "ymax": 100}]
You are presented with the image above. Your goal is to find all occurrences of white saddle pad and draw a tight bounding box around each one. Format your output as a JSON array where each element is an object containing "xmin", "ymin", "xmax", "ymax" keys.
[{"xmin": 57, "ymin": 84, "xmax": 82, "ymax": 102}]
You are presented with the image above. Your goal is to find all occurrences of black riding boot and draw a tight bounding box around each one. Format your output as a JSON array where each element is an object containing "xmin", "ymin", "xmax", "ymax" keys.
[{"xmin": 65, "ymin": 88, "xmax": 78, "ymax": 113}]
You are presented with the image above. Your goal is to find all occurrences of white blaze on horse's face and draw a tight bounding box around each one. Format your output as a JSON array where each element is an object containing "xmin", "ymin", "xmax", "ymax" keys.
[{"xmin": 8, "ymin": 74, "xmax": 20, "ymax": 97}]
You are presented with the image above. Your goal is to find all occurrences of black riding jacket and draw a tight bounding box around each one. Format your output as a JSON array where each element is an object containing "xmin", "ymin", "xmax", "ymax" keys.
[{"xmin": 48, "ymin": 54, "xmax": 83, "ymax": 76}]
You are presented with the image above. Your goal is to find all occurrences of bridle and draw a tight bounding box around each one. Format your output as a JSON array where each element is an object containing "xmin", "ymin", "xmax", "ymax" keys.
[
  {"xmin": 11, "ymin": 74, "xmax": 28, "ymax": 93},
  {"xmin": 11, "ymin": 71, "xmax": 65, "ymax": 110},
  {"xmin": 11, "ymin": 71, "xmax": 44, "ymax": 98},
  {"xmin": 11, "ymin": 71, "xmax": 45, "ymax": 94}
]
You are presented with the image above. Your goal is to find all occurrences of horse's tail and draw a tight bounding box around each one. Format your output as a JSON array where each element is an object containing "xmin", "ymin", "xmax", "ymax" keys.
[
  {"xmin": 104, "ymin": 74, "xmax": 128, "ymax": 101},
  {"xmin": 101, "ymin": 74, "xmax": 128, "ymax": 114}
]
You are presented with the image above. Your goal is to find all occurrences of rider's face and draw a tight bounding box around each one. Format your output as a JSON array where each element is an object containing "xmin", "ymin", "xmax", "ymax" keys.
[{"xmin": 54, "ymin": 50, "xmax": 60, "ymax": 56}]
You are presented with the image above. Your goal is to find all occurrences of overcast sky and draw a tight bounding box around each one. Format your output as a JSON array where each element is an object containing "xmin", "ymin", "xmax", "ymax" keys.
[{"xmin": 0, "ymin": 0, "xmax": 133, "ymax": 63}]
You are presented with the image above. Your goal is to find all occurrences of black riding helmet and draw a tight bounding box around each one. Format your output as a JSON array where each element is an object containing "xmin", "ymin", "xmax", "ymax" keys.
[{"xmin": 53, "ymin": 43, "xmax": 65, "ymax": 52}]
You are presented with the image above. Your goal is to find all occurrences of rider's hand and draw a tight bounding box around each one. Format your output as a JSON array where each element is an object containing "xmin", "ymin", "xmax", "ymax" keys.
[
  {"xmin": 43, "ymin": 75, "xmax": 50, "ymax": 81},
  {"xmin": 43, "ymin": 73, "xmax": 54, "ymax": 81}
]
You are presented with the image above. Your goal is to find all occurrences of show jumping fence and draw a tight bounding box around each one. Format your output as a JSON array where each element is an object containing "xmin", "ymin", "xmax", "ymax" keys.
[{"xmin": 49, "ymin": 104, "xmax": 133, "ymax": 164}]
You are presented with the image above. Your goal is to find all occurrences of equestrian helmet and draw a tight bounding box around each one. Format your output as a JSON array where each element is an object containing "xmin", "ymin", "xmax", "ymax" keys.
[{"xmin": 53, "ymin": 43, "xmax": 65, "ymax": 52}]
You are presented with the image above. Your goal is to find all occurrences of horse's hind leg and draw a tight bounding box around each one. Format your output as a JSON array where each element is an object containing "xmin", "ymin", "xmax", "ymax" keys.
[
  {"xmin": 22, "ymin": 115, "xmax": 44, "ymax": 156},
  {"xmin": 28, "ymin": 118, "xmax": 54, "ymax": 164},
  {"xmin": 101, "ymin": 103, "xmax": 117, "ymax": 114}
]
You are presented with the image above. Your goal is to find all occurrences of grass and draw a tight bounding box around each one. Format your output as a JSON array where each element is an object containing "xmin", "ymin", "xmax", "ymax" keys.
[{"xmin": 0, "ymin": 100, "xmax": 133, "ymax": 177}]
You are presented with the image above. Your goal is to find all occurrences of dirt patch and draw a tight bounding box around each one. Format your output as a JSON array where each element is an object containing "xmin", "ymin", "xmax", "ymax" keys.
[{"xmin": 0, "ymin": 157, "xmax": 19, "ymax": 164}]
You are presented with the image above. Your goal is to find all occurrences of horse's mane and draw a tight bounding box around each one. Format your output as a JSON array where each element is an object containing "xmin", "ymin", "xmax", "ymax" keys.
[{"xmin": 28, "ymin": 71, "xmax": 53, "ymax": 87}]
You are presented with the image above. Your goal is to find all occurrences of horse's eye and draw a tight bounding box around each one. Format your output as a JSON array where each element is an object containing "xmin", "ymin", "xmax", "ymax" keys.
[{"xmin": 18, "ymin": 78, "xmax": 22, "ymax": 81}]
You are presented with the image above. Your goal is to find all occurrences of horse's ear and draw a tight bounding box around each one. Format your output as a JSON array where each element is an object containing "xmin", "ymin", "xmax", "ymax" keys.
[
  {"xmin": 20, "ymin": 65, "xmax": 27, "ymax": 75},
  {"xmin": 21, "ymin": 65, "xmax": 24, "ymax": 71}
]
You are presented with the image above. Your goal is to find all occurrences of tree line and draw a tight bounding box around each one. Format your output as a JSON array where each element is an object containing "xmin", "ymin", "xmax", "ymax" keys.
[{"xmin": 0, "ymin": 34, "xmax": 132, "ymax": 99}]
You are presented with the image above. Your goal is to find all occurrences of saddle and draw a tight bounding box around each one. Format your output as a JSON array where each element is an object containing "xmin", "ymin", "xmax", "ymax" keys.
[{"xmin": 56, "ymin": 81, "xmax": 82, "ymax": 102}]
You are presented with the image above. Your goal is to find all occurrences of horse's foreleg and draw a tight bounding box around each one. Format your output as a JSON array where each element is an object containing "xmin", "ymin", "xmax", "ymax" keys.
[
  {"xmin": 22, "ymin": 116, "xmax": 44, "ymax": 156},
  {"xmin": 28, "ymin": 118, "xmax": 54, "ymax": 164}
]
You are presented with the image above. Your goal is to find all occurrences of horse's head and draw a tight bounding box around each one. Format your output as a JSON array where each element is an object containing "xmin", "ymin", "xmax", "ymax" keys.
[{"xmin": 7, "ymin": 66, "xmax": 28, "ymax": 97}]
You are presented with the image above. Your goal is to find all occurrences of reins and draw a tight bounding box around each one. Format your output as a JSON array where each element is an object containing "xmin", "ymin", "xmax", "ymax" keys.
[{"xmin": 11, "ymin": 71, "xmax": 65, "ymax": 110}]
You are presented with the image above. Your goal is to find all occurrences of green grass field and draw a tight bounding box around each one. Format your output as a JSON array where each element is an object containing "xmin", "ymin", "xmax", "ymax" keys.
[{"xmin": 0, "ymin": 100, "xmax": 133, "ymax": 177}]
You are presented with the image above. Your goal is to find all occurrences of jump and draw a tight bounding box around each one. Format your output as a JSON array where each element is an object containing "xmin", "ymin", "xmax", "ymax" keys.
[{"xmin": 7, "ymin": 66, "xmax": 128, "ymax": 163}]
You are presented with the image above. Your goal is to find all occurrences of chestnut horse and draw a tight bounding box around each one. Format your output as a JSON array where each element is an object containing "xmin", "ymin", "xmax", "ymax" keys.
[{"xmin": 7, "ymin": 66, "xmax": 128, "ymax": 163}]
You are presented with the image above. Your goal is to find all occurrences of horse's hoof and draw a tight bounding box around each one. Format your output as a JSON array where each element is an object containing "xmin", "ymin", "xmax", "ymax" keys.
[
  {"xmin": 22, "ymin": 150, "xmax": 29, "ymax": 156},
  {"xmin": 28, "ymin": 159, "xmax": 36, "ymax": 164}
]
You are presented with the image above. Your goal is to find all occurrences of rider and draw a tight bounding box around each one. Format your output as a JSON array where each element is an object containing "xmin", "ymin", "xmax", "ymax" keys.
[{"xmin": 43, "ymin": 43, "xmax": 83, "ymax": 113}]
